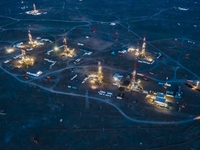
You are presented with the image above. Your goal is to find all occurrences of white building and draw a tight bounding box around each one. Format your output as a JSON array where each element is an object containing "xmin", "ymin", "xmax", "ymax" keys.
[
  {"xmin": 113, "ymin": 73, "xmax": 123, "ymax": 86},
  {"xmin": 166, "ymin": 91, "xmax": 174, "ymax": 97},
  {"xmin": 113, "ymin": 73, "xmax": 123, "ymax": 82},
  {"xmin": 155, "ymin": 93, "xmax": 167, "ymax": 107}
]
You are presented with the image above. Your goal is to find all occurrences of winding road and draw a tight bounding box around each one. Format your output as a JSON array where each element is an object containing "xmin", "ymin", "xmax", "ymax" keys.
[
  {"xmin": 0, "ymin": 7, "xmax": 199, "ymax": 125},
  {"xmin": 0, "ymin": 61, "xmax": 199, "ymax": 125}
]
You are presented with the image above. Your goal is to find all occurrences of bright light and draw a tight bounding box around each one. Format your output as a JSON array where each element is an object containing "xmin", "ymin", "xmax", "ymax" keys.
[
  {"xmin": 91, "ymin": 85, "xmax": 97, "ymax": 90},
  {"xmin": 137, "ymin": 73, "xmax": 144, "ymax": 77},
  {"xmin": 54, "ymin": 46, "xmax": 59, "ymax": 51},
  {"xmin": 128, "ymin": 47, "xmax": 135, "ymax": 52},
  {"xmin": 18, "ymin": 60, "xmax": 23, "ymax": 64},
  {"xmin": 6, "ymin": 48, "xmax": 14, "ymax": 53},
  {"xmin": 138, "ymin": 80, "xmax": 141, "ymax": 84},
  {"xmin": 148, "ymin": 58, "xmax": 153, "ymax": 62},
  {"xmin": 113, "ymin": 77, "xmax": 118, "ymax": 81},
  {"xmin": 135, "ymin": 51, "xmax": 139, "ymax": 56},
  {"xmin": 194, "ymin": 116, "xmax": 200, "ymax": 120},
  {"xmin": 90, "ymin": 79, "xmax": 95, "ymax": 83}
]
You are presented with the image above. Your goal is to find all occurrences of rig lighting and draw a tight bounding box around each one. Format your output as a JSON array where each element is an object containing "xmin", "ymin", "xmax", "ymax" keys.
[
  {"xmin": 135, "ymin": 51, "xmax": 140, "ymax": 56},
  {"xmin": 194, "ymin": 116, "xmax": 200, "ymax": 120},
  {"xmin": 90, "ymin": 79, "xmax": 96, "ymax": 83},
  {"xmin": 148, "ymin": 58, "xmax": 153, "ymax": 62},
  {"xmin": 54, "ymin": 46, "xmax": 59, "ymax": 51},
  {"xmin": 196, "ymin": 81, "xmax": 199, "ymax": 87},
  {"xmin": 138, "ymin": 80, "xmax": 141, "ymax": 84},
  {"xmin": 113, "ymin": 77, "xmax": 118, "ymax": 81},
  {"xmin": 6, "ymin": 48, "xmax": 14, "ymax": 53},
  {"xmin": 91, "ymin": 85, "xmax": 97, "ymax": 90}
]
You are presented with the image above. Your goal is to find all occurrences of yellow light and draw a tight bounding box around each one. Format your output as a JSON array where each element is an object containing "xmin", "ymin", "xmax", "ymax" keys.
[
  {"xmin": 194, "ymin": 116, "xmax": 200, "ymax": 120},
  {"xmin": 90, "ymin": 80, "xmax": 95, "ymax": 83},
  {"xmin": 91, "ymin": 85, "xmax": 97, "ymax": 90},
  {"xmin": 19, "ymin": 60, "xmax": 23, "ymax": 64},
  {"xmin": 148, "ymin": 58, "xmax": 153, "ymax": 62},
  {"xmin": 135, "ymin": 52, "xmax": 139, "ymax": 56},
  {"xmin": 54, "ymin": 46, "xmax": 59, "ymax": 51}
]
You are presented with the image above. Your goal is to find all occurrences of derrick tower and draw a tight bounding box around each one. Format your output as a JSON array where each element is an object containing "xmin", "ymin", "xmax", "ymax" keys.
[
  {"xmin": 98, "ymin": 61, "xmax": 103, "ymax": 83},
  {"xmin": 128, "ymin": 61, "xmax": 138, "ymax": 90},
  {"xmin": 33, "ymin": 3, "xmax": 36, "ymax": 11},
  {"xmin": 21, "ymin": 49, "xmax": 26, "ymax": 62},
  {"xmin": 61, "ymin": 37, "xmax": 75, "ymax": 57},
  {"xmin": 63, "ymin": 37, "xmax": 68, "ymax": 53},
  {"xmin": 141, "ymin": 37, "xmax": 146, "ymax": 57},
  {"xmin": 131, "ymin": 61, "xmax": 137, "ymax": 85},
  {"xmin": 28, "ymin": 30, "xmax": 33, "ymax": 45}
]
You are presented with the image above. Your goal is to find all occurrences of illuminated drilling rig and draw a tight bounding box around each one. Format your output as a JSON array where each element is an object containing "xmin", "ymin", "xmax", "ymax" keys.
[
  {"xmin": 20, "ymin": 49, "xmax": 34, "ymax": 66},
  {"xmin": 97, "ymin": 61, "xmax": 103, "ymax": 83},
  {"xmin": 21, "ymin": 49, "xmax": 26, "ymax": 62},
  {"xmin": 28, "ymin": 30, "xmax": 34, "ymax": 45},
  {"xmin": 127, "ymin": 36, "xmax": 154, "ymax": 63},
  {"xmin": 25, "ymin": 3, "xmax": 42, "ymax": 15},
  {"xmin": 127, "ymin": 37, "xmax": 146, "ymax": 58},
  {"xmin": 192, "ymin": 81, "xmax": 200, "ymax": 90},
  {"xmin": 197, "ymin": 81, "xmax": 199, "ymax": 87},
  {"xmin": 141, "ymin": 37, "xmax": 154, "ymax": 62},
  {"xmin": 129, "ymin": 61, "xmax": 137, "ymax": 88},
  {"xmin": 27, "ymin": 30, "xmax": 43, "ymax": 47},
  {"xmin": 61, "ymin": 37, "xmax": 75, "ymax": 57},
  {"xmin": 63, "ymin": 37, "xmax": 68, "ymax": 54},
  {"xmin": 141, "ymin": 37, "xmax": 146, "ymax": 58},
  {"xmin": 88, "ymin": 61, "xmax": 103, "ymax": 85},
  {"xmin": 33, "ymin": 3, "xmax": 38, "ymax": 13},
  {"xmin": 128, "ymin": 61, "xmax": 141, "ymax": 91}
]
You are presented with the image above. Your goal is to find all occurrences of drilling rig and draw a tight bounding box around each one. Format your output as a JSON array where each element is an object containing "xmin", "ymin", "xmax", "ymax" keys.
[
  {"xmin": 141, "ymin": 37, "xmax": 146, "ymax": 58},
  {"xmin": 61, "ymin": 37, "xmax": 75, "ymax": 57},
  {"xmin": 97, "ymin": 61, "xmax": 103, "ymax": 83},
  {"xmin": 20, "ymin": 49, "xmax": 34, "ymax": 66},
  {"xmin": 128, "ymin": 61, "xmax": 140, "ymax": 91},
  {"xmin": 28, "ymin": 30, "xmax": 33, "ymax": 45},
  {"xmin": 21, "ymin": 49, "xmax": 26, "ymax": 62},
  {"xmin": 33, "ymin": 3, "xmax": 37, "ymax": 12}
]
